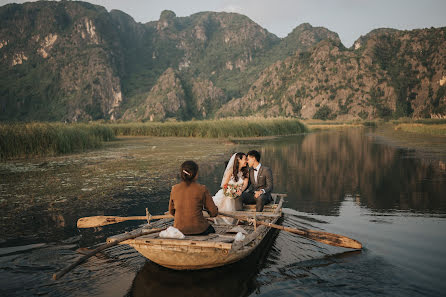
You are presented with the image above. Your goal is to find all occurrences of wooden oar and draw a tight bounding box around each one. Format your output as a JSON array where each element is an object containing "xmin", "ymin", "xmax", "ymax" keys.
[
  {"xmin": 53, "ymin": 228, "xmax": 164, "ymax": 280},
  {"xmin": 77, "ymin": 210, "xmax": 275, "ymax": 229},
  {"xmin": 77, "ymin": 214, "xmax": 173, "ymax": 228},
  {"xmin": 219, "ymin": 211, "xmax": 362, "ymax": 250}
]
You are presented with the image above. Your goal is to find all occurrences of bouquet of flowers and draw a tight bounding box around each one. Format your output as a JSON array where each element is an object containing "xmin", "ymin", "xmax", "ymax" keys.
[{"xmin": 223, "ymin": 183, "xmax": 242, "ymax": 199}]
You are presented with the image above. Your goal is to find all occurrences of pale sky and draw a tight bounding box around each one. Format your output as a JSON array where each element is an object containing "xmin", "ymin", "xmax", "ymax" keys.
[{"xmin": 1, "ymin": 0, "xmax": 445, "ymax": 47}]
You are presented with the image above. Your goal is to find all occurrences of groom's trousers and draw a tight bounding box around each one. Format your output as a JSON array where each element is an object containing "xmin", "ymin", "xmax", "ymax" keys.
[{"xmin": 241, "ymin": 191, "xmax": 271, "ymax": 212}]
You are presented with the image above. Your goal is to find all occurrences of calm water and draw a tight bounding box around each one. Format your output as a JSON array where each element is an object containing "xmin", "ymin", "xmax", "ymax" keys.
[{"xmin": 1, "ymin": 129, "xmax": 445, "ymax": 297}]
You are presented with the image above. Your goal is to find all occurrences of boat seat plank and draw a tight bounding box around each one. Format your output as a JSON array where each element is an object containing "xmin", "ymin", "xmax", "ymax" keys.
[
  {"xmin": 211, "ymin": 235, "xmax": 236, "ymax": 243},
  {"xmin": 220, "ymin": 211, "xmax": 280, "ymax": 218},
  {"xmin": 133, "ymin": 233, "xmax": 219, "ymax": 240},
  {"xmin": 129, "ymin": 237, "xmax": 233, "ymax": 250},
  {"xmin": 242, "ymin": 204, "xmax": 278, "ymax": 211},
  {"xmin": 182, "ymin": 234, "xmax": 219, "ymax": 241}
]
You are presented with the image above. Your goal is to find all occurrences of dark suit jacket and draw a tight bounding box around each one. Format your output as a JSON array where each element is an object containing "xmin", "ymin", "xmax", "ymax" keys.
[
  {"xmin": 169, "ymin": 181, "xmax": 218, "ymax": 235},
  {"xmin": 247, "ymin": 165, "xmax": 273, "ymax": 200}
]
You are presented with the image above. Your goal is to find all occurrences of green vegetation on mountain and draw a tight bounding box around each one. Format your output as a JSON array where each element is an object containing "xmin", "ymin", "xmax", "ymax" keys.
[
  {"xmin": 219, "ymin": 28, "xmax": 446, "ymax": 120},
  {"xmin": 0, "ymin": 1, "xmax": 445, "ymax": 122}
]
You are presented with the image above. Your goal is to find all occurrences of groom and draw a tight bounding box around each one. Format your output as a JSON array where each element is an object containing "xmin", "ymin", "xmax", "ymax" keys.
[{"xmin": 236, "ymin": 150, "xmax": 273, "ymax": 212}]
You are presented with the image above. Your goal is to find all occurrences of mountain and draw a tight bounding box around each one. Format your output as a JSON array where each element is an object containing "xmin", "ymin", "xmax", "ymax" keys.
[
  {"xmin": 116, "ymin": 9, "xmax": 280, "ymax": 119},
  {"xmin": 121, "ymin": 67, "xmax": 226, "ymax": 121},
  {"xmin": 0, "ymin": 1, "xmax": 124, "ymax": 121},
  {"xmin": 217, "ymin": 27, "xmax": 446, "ymax": 119},
  {"xmin": 0, "ymin": 1, "xmax": 445, "ymax": 122}
]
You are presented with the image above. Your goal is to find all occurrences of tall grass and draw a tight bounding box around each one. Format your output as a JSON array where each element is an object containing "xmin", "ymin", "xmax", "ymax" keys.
[
  {"xmin": 110, "ymin": 118, "xmax": 308, "ymax": 138},
  {"xmin": 303, "ymin": 119, "xmax": 380, "ymax": 128},
  {"xmin": 394, "ymin": 123, "xmax": 446, "ymax": 136},
  {"xmin": 0, "ymin": 118, "xmax": 307, "ymax": 160},
  {"xmin": 0, "ymin": 123, "xmax": 115, "ymax": 160},
  {"xmin": 391, "ymin": 118, "xmax": 446, "ymax": 125}
]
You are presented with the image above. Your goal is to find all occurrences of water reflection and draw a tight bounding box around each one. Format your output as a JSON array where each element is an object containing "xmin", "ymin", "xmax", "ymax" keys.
[
  {"xmin": 248, "ymin": 130, "xmax": 446, "ymax": 215},
  {"xmin": 1, "ymin": 129, "xmax": 446, "ymax": 296}
]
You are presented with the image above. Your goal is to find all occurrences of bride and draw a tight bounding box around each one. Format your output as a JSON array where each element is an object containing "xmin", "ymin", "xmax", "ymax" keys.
[{"xmin": 213, "ymin": 152, "xmax": 249, "ymax": 224}]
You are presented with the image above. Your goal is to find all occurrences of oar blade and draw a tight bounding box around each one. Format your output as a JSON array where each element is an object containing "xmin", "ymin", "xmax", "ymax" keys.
[
  {"xmin": 302, "ymin": 229, "xmax": 362, "ymax": 249},
  {"xmin": 76, "ymin": 216, "xmax": 119, "ymax": 228}
]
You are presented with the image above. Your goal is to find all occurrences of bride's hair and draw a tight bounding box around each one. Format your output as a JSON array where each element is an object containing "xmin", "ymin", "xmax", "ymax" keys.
[
  {"xmin": 232, "ymin": 152, "xmax": 248, "ymax": 182},
  {"xmin": 180, "ymin": 160, "xmax": 198, "ymax": 185}
]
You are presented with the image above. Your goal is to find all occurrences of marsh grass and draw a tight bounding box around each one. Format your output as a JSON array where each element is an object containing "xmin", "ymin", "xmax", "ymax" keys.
[
  {"xmin": 391, "ymin": 118, "xmax": 446, "ymax": 125},
  {"xmin": 110, "ymin": 118, "xmax": 308, "ymax": 138},
  {"xmin": 362, "ymin": 121, "xmax": 378, "ymax": 127},
  {"xmin": 394, "ymin": 123, "xmax": 446, "ymax": 136},
  {"xmin": 0, "ymin": 123, "xmax": 115, "ymax": 160},
  {"xmin": 303, "ymin": 119, "xmax": 370, "ymax": 131},
  {"xmin": 303, "ymin": 119, "xmax": 380, "ymax": 129},
  {"xmin": 0, "ymin": 118, "xmax": 307, "ymax": 160}
]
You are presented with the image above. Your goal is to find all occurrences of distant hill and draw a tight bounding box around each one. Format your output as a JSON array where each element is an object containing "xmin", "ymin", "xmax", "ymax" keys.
[
  {"xmin": 0, "ymin": 1, "xmax": 445, "ymax": 122},
  {"xmin": 218, "ymin": 28, "xmax": 446, "ymax": 119}
]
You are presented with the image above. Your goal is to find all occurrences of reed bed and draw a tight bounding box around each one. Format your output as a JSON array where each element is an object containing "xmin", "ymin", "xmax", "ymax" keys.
[
  {"xmin": 391, "ymin": 118, "xmax": 446, "ymax": 125},
  {"xmin": 110, "ymin": 118, "xmax": 308, "ymax": 138},
  {"xmin": 394, "ymin": 123, "xmax": 446, "ymax": 136},
  {"xmin": 308, "ymin": 123, "xmax": 364, "ymax": 131},
  {"xmin": 0, "ymin": 123, "xmax": 115, "ymax": 160},
  {"xmin": 303, "ymin": 119, "xmax": 379, "ymax": 129},
  {"xmin": 0, "ymin": 119, "xmax": 307, "ymax": 160}
]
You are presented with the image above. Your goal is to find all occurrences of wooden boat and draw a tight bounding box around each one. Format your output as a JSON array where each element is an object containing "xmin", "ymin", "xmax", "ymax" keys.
[{"xmin": 107, "ymin": 193, "xmax": 286, "ymax": 270}]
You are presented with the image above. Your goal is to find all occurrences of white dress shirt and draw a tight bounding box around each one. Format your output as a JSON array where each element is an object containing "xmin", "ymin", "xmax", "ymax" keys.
[
  {"xmin": 254, "ymin": 163, "xmax": 261, "ymax": 183},
  {"xmin": 254, "ymin": 163, "xmax": 266, "ymax": 194}
]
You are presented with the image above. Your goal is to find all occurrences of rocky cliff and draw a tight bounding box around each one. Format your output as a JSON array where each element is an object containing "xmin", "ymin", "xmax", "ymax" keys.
[
  {"xmin": 0, "ymin": 1, "xmax": 124, "ymax": 121},
  {"xmin": 218, "ymin": 27, "xmax": 446, "ymax": 119},
  {"xmin": 0, "ymin": 1, "xmax": 445, "ymax": 121},
  {"xmin": 122, "ymin": 68, "xmax": 227, "ymax": 121}
]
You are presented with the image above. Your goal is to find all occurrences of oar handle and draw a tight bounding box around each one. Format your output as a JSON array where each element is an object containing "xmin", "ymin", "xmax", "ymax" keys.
[{"xmin": 114, "ymin": 215, "xmax": 172, "ymax": 221}]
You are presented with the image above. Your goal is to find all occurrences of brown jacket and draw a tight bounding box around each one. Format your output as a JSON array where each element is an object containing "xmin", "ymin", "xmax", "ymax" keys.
[{"xmin": 169, "ymin": 181, "xmax": 218, "ymax": 235}]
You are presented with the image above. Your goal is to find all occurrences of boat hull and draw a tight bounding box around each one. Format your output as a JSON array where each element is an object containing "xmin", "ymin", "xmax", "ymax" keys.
[
  {"xmin": 129, "ymin": 211, "xmax": 281, "ymax": 270},
  {"xmin": 109, "ymin": 194, "xmax": 285, "ymax": 270},
  {"xmin": 131, "ymin": 244, "xmax": 252, "ymax": 270}
]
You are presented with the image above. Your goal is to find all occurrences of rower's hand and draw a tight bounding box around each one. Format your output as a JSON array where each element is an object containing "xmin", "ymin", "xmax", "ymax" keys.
[{"xmin": 254, "ymin": 191, "xmax": 262, "ymax": 198}]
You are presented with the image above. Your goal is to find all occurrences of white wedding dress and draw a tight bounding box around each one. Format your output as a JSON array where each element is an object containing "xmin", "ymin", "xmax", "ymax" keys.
[
  {"xmin": 213, "ymin": 171, "xmax": 244, "ymax": 212},
  {"xmin": 212, "ymin": 154, "xmax": 244, "ymax": 224}
]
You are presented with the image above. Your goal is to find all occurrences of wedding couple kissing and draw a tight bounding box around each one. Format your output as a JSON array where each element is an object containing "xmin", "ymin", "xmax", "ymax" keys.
[{"xmin": 213, "ymin": 150, "xmax": 273, "ymax": 215}]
